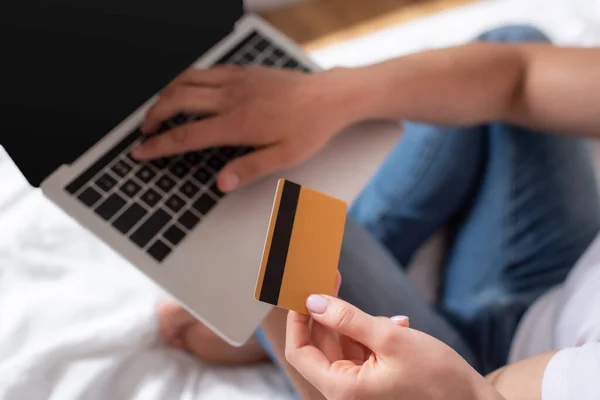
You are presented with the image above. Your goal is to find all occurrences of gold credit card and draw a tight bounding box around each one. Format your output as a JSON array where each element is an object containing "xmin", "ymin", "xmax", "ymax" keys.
[{"xmin": 254, "ymin": 179, "xmax": 347, "ymax": 315}]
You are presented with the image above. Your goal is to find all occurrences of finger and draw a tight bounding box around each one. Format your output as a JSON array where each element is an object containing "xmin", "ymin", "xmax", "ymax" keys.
[
  {"xmin": 217, "ymin": 145, "xmax": 294, "ymax": 192},
  {"xmin": 142, "ymin": 87, "xmax": 224, "ymax": 133},
  {"xmin": 285, "ymin": 311, "xmax": 333, "ymax": 390},
  {"xmin": 164, "ymin": 65, "xmax": 241, "ymax": 93},
  {"xmin": 333, "ymin": 271, "xmax": 342, "ymax": 297},
  {"xmin": 305, "ymin": 295, "xmax": 397, "ymax": 354},
  {"xmin": 311, "ymin": 320, "xmax": 343, "ymax": 362},
  {"xmin": 286, "ymin": 311, "xmax": 312, "ymax": 350},
  {"xmin": 132, "ymin": 117, "xmax": 238, "ymax": 160},
  {"xmin": 339, "ymin": 334, "xmax": 368, "ymax": 363}
]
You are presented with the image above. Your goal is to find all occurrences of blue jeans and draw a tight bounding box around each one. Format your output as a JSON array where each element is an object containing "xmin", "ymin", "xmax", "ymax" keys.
[{"xmin": 256, "ymin": 25, "xmax": 600, "ymax": 377}]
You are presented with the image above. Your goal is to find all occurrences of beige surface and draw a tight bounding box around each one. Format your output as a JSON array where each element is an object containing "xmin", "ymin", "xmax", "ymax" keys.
[{"xmin": 261, "ymin": 0, "xmax": 477, "ymax": 50}]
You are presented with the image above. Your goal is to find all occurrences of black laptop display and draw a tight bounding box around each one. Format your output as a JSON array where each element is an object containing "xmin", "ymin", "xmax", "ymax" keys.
[{"xmin": 1, "ymin": 0, "xmax": 243, "ymax": 187}]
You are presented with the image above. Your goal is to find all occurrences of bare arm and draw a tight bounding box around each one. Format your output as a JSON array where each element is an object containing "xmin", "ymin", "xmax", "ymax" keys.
[
  {"xmin": 261, "ymin": 309, "xmax": 326, "ymax": 400},
  {"xmin": 137, "ymin": 42, "xmax": 600, "ymax": 189},
  {"xmin": 486, "ymin": 351, "xmax": 557, "ymax": 400},
  {"xmin": 348, "ymin": 43, "xmax": 600, "ymax": 136}
]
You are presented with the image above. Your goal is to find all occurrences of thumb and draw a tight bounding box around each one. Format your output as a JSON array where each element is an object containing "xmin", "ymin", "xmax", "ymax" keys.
[
  {"xmin": 306, "ymin": 295, "xmax": 397, "ymax": 354},
  {"xmin": 217, "ymin": 145, "xmax": 293, "ymax": 192}
]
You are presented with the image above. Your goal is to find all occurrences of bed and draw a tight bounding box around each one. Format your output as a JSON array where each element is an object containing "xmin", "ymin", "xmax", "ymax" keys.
[{"xmin": 0, "ymin": 0, "xmax": 596, "ymax": 398}]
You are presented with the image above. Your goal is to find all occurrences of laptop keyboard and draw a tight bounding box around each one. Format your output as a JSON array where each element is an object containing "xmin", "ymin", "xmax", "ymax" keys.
[{"xmin": 65, "ymin": 31, "xmax": 311, "ymax": 262}]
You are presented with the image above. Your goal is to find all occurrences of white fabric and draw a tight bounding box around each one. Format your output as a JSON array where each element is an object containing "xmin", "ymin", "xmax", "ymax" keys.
[
  {"xmin": 1, "ymin": 0, "xmax": 599, "ymax": 398},
  {"xmin": 510, "ymin": 235, "xmax": 600, "ymax": 399},
  {"xmin": 310, "ymin": 0, "xmax": 600, "ymax": 70},
  {"xmin": 0, "ymin": 148, "xmax": 290, "ymax": 399},
  {"xmin": 510, "ymin": 235, "xmax": 600, "ymax": 363},
  {"xmin": 541, "ymin": 343, "xmax": 600, "ymax": 400}
]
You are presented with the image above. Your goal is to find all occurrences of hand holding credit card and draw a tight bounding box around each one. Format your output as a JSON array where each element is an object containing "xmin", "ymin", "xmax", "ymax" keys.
[{"xmin": 254, "ymin": 179, "xmax": 347, "ymax": 315}]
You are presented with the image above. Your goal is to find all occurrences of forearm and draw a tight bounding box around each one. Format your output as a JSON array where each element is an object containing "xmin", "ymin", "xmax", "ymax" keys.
[
  {"xmin": 340, "ymin": 43, "xmax": 600, "ymax": 136},
  {"xmin": 261, "ymin": 308, "xmax": 325, "ymax": 400},
  {"xmin": 485, "ymin": 351, "xmax": 557, "ymax": 400}
]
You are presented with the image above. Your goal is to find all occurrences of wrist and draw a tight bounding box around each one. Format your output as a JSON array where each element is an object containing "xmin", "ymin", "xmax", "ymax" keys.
[
  {"xmin": 468, "ymin": 370, "xmax": 506, "ymax": 400},
  {"xmin": 314, "ymin": 66, "xmax": 383, "ymax": 129}
]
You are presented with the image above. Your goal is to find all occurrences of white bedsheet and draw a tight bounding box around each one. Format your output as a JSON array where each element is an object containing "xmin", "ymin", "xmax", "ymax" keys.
[
  {"xmin": 0, "ymin": 0, "xmax": 595, "ymax": 398},
  {"xmin": 0, "ymin": 149, "xmax": 291, "ymax": 400}
]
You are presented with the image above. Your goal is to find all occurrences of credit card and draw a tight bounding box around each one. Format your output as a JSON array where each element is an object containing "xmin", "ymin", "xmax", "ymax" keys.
[{"xmin": 254, "ymin": 179, "xmax": 347, "ymax": 314}]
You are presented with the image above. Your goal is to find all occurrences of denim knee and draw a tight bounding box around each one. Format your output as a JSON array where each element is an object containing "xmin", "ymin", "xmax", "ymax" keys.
[{"xmin": 476, "ymin": 25, "xmax": 551, "ymax": 43}]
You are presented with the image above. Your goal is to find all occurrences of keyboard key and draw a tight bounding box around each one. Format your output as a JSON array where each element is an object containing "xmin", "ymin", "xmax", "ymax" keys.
[
  {"xmin": 193, "ymin": 167, "xmax": 211, "ymax": 184},
  {"xmin": 126, "ymin": 151, "xmax": 141, "ymax": 164},
  {"xmin": 180, "ymin": 181, "xmax": 200, "ymax": 199},
  {"xmin": 119, "ymin": 179, "xmax": 142, "ymax": 198},
  {"xmin": 170, "ymin": 161, "xmax": 190, "ymax": 179},
  {"xmin": 237, "ymin": 147, "xmax": 254, "ymax": 156},
  {"xmin": 171, "ymin": 113, "xmax": 188, "ymax": 125},
  {"xmin": 135, "ymin": 166, "xmax": 156, "ymax": 183},
  {"xmin": 164, "ymin": 224, "xmax": 186, "ymax": 246},
  {"xmin": 130, "ymin": 209, "xmax": 170, "ymax": 248},
  {"xmin": 242, "ymin": 53, "xmax": 256, "ymax": 64},
  {"xmin": 78, "ymin": 187, "xmax": 102, "ymax": 207},
  {"xmin": 207, "ymin": 156, "xmax": 226, "ymax": 172},
  {"xmin": 255, "ymin": 39, "xmax": 269, "ymax": 52},
  {"xmin": 193, "ymin": 193, "xmax": 217, "ymax": 215},
  {"xmin": 263, "ymin": 57, "xmax": 277, "ymax": 67},
  {"xmin": 112, "ymin": 203, "xmax": 147, "ymax": 234},
  {"xmin": 183, "ymin": 152, "xmax": 204, "ymax": 165},
  {"xmin": 220, "ymin": 147, "xmax": 237, "ymax": 158},
  {"xmin": 151, "ymin": 158, "xmax": 171, "ymax": 169},
  {"xmin": 283, "ymin": 59, "xmax": 299, "ymax": 69},
  {"xmin": 179, "ymin": 210, "xmax": 200, "ymax": 230},
  {"xmin": 147, "ymin": 239, "xmax": 172, "ymax": 262},
  {"xmin": 158, "ymin": 122, "xmax": 172, "ymax": 133},
  {"xmin": 166, "ymin": 194, "xmax": 185, "ymax": 213},
  {"xmin": 210, "ymin": 181, "xmax": 225, "ymax": 198},
  {"xmin": 140, "ymin": 188, "xmax": 161, "ymax": 208},
  {"xmin": 197, "ymin": 149, "xmax": 213, "ymax": 159},
  {"xmin": 95, "ymin": 193, "xmax": 126, "ymax": 221},
  {"xmin": 273, "ymin": 48, "xmax": 285, "ymax": 59},
  {"xmin": 156, "ymin": 175, "xmax": 176, "ymax": 193},
  {"xmin": 190, "ymin": 115, "xmax": 206, "ymax": 122},
  {"xmin": 95, "ymin": 173, "xmax": 117, "ymax": 192},
  {"xmin": 111, "ymin": 160, "xmax": 132, "ymax": 178}
]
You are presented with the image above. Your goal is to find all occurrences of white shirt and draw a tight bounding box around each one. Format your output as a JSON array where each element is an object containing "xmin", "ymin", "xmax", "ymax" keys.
[{"xmin": 509, "ymin": 234, "xmax": 600, "ymax": 399}]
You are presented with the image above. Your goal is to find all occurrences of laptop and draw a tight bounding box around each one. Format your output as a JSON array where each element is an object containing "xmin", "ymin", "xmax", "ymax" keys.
[{"xmin": 1, "ymin": 0, "xmax": 401, "ymax": 346}]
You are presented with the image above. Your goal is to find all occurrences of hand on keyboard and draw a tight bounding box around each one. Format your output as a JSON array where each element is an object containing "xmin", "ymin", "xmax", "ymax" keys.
[{"xmin": 133, "ymin": 65, "xmax": 359, "ymax": 192}]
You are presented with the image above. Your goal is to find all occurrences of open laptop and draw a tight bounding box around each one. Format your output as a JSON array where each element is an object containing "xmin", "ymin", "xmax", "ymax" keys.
[{"xmin": 1, "ymin": 0, "xmax": 401, "ymax": 346}]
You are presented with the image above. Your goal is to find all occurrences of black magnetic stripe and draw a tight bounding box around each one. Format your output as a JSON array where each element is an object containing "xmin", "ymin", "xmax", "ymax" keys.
[
  {"xmin": 259, "ymin": 181, "xmax": 301, "ymax": 304},
  {"xmin": 65, "ymin": 127, "xmax": 141, "ymax": 194}
]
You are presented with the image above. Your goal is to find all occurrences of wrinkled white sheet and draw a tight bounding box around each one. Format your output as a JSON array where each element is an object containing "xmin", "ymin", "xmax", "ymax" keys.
[
  {"xmin": 0, "ymin": 0, "xmax": 595, "ymax": 398},
  {"xmin": 0, "ymin": 148, "xmax": 291, "ymax": 400}
]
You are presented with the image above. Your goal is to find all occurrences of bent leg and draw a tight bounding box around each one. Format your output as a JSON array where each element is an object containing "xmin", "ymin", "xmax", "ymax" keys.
[
  {"xmin": 350, "ymin": 124, "xmax": 486, "ymax": 266},
  {"xmin": 440, "ymin": 25, "xmax": 600, "ymax": 373},
  {"xmin": 337, "ymin": 218, "xmax": 476, "ymax": 365}
]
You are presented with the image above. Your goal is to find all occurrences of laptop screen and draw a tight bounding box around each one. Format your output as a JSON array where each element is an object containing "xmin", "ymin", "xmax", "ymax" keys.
[{"xmin": 1, "ymin": 0, "xmax": 244, "ymax": 187}]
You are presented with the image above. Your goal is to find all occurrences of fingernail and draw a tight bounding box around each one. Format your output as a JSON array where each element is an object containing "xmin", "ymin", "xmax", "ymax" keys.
[
  {"xmin": 220, "ymin": 171, "xmax": 239, "ymax": 192},
  {"xmin": 390, "ymin": 315, "xmax": 409, "ymax": 323},
  {"xmin": 306, "ymin": 295, "xmax": 329, "ymax": 314}
]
